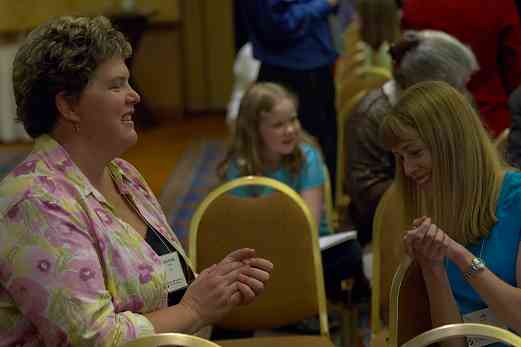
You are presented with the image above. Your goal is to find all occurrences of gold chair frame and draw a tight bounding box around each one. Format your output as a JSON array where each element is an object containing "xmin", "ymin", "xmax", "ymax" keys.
[
  {"xmin": 371, "ymin": 183, "xmax": 407, "ymax": 338},
  {"xmin": 335, "ymin": 89, "xmax": 367, "ymax": 211},
  {"xmin": 337, "ymin": 66, "xmax": 391, "ymax": 113},
  {"xmin": 401, "ymin": 323, "xmax": 521, "ymax": 347},
  {"xmin": 388, "ymin": 257, "xmax": 432, "ymax": 347},
  {"xmin": 122, "ymin": 333, "xmax": 222, "ymax": 347},
  {"xmin": 323, "ymin": 164, "xmax": 337, "ymax": 231},
  {"xmin": 189, "ymin": 176, "xmax": 333, "ymax": 345}
]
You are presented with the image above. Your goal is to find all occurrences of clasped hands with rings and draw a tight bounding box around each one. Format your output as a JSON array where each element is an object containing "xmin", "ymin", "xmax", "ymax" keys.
[
  {"xmin": 180, "ymin": 248, "xmax": 273, "ymax": 326},
  {"xmin": 403, "ymin": 216, "xmax": 459, "ymax": 269}
]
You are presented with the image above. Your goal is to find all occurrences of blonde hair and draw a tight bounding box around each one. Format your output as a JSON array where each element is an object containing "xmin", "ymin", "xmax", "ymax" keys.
[
  {"xmin": 218, "ymin": 82, "xmax": 315, "ymax": 179},
  {"xmin": 381, "ymin": 81, "xmax": 506, "ymax": 245},
  {"xmin": 356, "ymin": 0, "xmax": 400, "ymax": 51}
]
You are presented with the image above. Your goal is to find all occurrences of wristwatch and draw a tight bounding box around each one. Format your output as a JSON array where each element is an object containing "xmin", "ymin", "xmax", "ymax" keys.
[{"xmin": 463, "ymin": 257, "xmax": 485, "ymax": 281}]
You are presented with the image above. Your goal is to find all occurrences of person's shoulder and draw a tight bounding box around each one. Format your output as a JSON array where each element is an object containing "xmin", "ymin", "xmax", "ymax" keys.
[
  {"xmin": 113, "ymin": 158, "xmax": 139, "ymax": 174},
  {"xmin": 351, "ymin": 88, "xmax": 389, "ymax": 120},
  {"xmin": 0, "ymin": 155, "xmax": 57, "ymax": 218},
  {"xmin": 300, "ymin": 142, "xmax": 322, "ymax": 162},
  {"xmin": 346, "ymin": 88, "xmax": 389, "ymax": 135},
  {"xmin": 112, "ymin": 158, "xmax": 147, "ymax": 182},
  {"xmin": 111, "ymin": 158, "xmax": 156, "ymax": 194}
]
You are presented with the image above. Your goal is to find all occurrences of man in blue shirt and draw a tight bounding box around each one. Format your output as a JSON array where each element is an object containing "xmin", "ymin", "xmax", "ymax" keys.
[{"xmin": 242, "ymin": 0, "xmax": 339, "ymax": 192}]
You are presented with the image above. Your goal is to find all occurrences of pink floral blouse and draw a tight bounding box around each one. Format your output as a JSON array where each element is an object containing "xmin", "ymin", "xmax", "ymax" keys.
[{"xmin": 0, "ymin": 135, "xmax": 194, "ymax": 346}]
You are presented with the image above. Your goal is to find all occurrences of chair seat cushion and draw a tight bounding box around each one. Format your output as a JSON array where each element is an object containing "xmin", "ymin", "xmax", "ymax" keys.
[{"xmin": 218, "ymin": 335, "xmax": 336, "ymax": 347}]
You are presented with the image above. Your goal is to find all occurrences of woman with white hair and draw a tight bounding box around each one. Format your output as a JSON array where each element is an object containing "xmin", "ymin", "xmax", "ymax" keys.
[{"xmin": 342, "ymin": 30, "xmax": 478, "ymax": 245}]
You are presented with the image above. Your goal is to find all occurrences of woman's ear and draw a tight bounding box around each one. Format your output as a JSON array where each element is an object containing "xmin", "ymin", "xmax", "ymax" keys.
[{"xmin": 55, "ymin": 91, "xmax": 80, "ymax": 122}]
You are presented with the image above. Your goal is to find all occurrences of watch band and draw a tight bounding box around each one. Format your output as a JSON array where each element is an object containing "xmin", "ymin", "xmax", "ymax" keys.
[{"xmin": 463, "ymin": 257, "xmax": 485, "ymax": 281}]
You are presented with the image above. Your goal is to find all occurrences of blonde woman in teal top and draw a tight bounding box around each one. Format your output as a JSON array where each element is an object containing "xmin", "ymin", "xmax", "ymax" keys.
[{"xmin": 382, "ymin": 81, "xmax": 521, "ymax": 347}]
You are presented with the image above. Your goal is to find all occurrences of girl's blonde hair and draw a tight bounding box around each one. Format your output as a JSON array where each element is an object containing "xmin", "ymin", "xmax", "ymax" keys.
[
  {"xmin": 218, "ymin": 82, "xmax": 315, "ymax": 179},
  {"xmin": 381, "ymin": 81, "xmax": 506, "ymax": 245}
]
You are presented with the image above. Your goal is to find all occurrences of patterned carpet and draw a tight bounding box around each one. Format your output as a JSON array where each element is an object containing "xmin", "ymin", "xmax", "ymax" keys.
[{"xmin": 159, "ymin": 139, "xmax": 227, "ymax": 249}]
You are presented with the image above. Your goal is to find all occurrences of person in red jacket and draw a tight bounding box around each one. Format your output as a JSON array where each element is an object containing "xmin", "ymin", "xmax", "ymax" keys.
[{"xmin": 401, "ymin": 0, "xmax": 521, "ymax": 137}]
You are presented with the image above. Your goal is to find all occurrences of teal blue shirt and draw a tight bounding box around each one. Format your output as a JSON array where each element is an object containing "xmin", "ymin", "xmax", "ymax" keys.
[
  {"xmin": 447, "ymin": 171, "xmax": 521, "ymax": 345},
  {"xmin": 225, "ymin": 143, "xmax": 332, "ymax": 236}
]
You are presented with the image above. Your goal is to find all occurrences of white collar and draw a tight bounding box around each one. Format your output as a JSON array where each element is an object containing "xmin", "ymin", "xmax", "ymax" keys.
[{"xmin": 382, "ymin": 80, "xmax": 400, "ymax": 106}]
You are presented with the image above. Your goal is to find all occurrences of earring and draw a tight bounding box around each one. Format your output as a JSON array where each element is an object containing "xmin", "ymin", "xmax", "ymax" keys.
[{"xmin": 73, "ymin": 123, "xmax": 80, "ymax": 133}]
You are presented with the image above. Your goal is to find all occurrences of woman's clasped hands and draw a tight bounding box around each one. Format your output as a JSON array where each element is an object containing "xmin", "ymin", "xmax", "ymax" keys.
[
  {"xmin": 179, "ymin": 248, "xmax": 273, "ymax": 326},
  {"xmin": 403, "ymin": 216, "xmax": 459, "ymax": 269}
]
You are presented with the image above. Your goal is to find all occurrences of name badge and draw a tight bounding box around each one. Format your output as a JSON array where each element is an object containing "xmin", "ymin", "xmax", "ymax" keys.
[
  {"xmin": 463, "ymin": 308, "xmax": 509, "ymax": 347},
  {"xmin": 160, "ymin": 252, "xmax": 188, "ymax": 293}
]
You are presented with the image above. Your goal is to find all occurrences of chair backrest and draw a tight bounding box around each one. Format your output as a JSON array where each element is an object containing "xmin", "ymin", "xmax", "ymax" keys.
[
  {"xmin": 388, "ymin": 257, "xmax": 432, "ymax": 347},
  {"xmin": 322, "ymin": 164, "xmax": 337, "ymax": 231},
  {"xmin": 342, "ymin": 21, "xmax": 361, "ymax": 58},
  {"xmin": 335, "ymin": 45, "xmax": 366, "ymax": 99},
  {"xmin": 189, "ymin": 176, "xmax": 329, "ymax": 335},
  {"xmin": 122, "ymin": 333, "xmax": 222, "ymax": 347},
  {"xmin": 371, "ymin": 183, "xmax": 408, "ymax": 335},
  {"xmin": 338, "ymin": 66, "xmax": 391, "ymax": 113},
  {"xmin": 335, "ymin": 89, "xmax": 367, "ymax": 210},
  {"xmin": 401, "ymin": 323, "xmax": 521, "ymax": 347}
]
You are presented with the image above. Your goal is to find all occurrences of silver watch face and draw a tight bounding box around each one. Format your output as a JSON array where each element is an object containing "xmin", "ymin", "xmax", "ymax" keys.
[
  {"xmin": 463, "ymin": 258, "xmax": 485, "ymax": 280},
  {"xmin": 472, "ymin": 258, "xmax": 485, "ymax": 271}
]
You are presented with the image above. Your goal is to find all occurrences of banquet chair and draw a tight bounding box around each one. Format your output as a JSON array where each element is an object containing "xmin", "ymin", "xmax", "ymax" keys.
[
  {"xmin": 388, "ymin": 257, "xmax": 431, "ymax": 347},
  {"xmin": 337, "ymin": 66, "xmax": 391, "ymax": 114},
  {"xmin": 343, "ymin": 21, "xmax": 362, "ymax": 57},
  {"xmin": 371, "ymin": 183, "xmax": 408, "ymax": 345},
  {"xmin": 121, "ymin": 333, "xmax": 222, "ymax": 347},
  {"xmin": 189, "ymin": 176, "xmax": 335, "ymax": 347},
  {"xmin": 335, "ymin": 89, "xmax": 367, "ymax": 214},
  {"xmin": 335, "ymin": 45, "xmax": 366, "ymax": 102},
  {"xmin": 323, "ymin": 164, "xmax": 338, "ymax": 231},
  {"xmin": 400, "ymin": 323, "xmax": 521, "ymax": 347}
]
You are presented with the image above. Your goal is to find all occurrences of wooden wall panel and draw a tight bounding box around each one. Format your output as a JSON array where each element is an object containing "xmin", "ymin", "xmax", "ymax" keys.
[
  {"xmin": 180, "ymin": 0, "xmax": 208, "ymax": 111},
  {"xmin": 132, "ymin": 28, "xmax": 183, "ymax": 118},
  {"xmin": 204, "ymin": 0, "xmax": 234, "ymax": 110},
  {"xmin": 0, "ymin": 0, "xmax": 233, "ymax": 115},
  {"xmin": 0, "ymin": 0, "xmax": 179, "ymax": 32},
  {"xmin": 181, "ymin": 0, "xmax": 234, "ymax": 112}
]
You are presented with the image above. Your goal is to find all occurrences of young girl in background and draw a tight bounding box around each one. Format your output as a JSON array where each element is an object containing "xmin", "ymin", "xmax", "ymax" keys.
[{"xmin": 218, "ymin": 82, "xmax": 369, "ymax": 302}]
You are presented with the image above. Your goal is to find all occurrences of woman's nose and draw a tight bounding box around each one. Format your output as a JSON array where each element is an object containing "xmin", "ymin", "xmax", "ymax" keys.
[
  {"xmin": 127, "ymin": 86, "xmax": 141, "ymax": 105},
  {"xmin": 285, "ymin": 124, "xmax": 294, "ymax": 134},
  {"xmin": 403, "ymin": 159, "xmax": 417, "ymax": 177}
]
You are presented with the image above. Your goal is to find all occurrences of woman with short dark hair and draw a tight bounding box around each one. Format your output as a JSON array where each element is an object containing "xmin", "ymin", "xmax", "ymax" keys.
[{"xmin": 0, "ymin": 16, "xmax": 272, "ymax": 346}]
